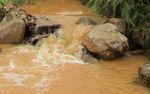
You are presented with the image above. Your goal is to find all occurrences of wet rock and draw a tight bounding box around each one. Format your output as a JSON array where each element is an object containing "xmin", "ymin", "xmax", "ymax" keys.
[
  {"xmin": 24, "ymin": 34, "xmax": 50, "ymax": 45},
  {"xmin": 81, "ymin": 49, "xmax": 99, "ymax": 63},
  {"xmin": 83, "ymin": 23, "xmax": 129, "ymax": 59},
  {"xmin": 24, "ymin": 16, "xmax": 61, "ymax": 45},
  {"xmin": 0, "ymin": 12, "xmax": 26, "ymax": 44},
  {"xmin": 76, "ymin": 17, "xmax": 97, "ymax": 25},
  {"xmin": 138, "ymin": 64, "xmax": 150, "ymax": 87},
  {"xmin": 108, "ymin": 18, "xmax": 126, "ymax": 33},
  {"xmin": 26, "ymin": 16, "xmax": 60, "ymax": 37}
]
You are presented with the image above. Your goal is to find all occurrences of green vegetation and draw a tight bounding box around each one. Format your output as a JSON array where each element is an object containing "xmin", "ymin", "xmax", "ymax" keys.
[
  {"xmin": 0, "ymin": 0, "xmax": 6, "ymax": 7},
  {"xmin": 0, "ymin": 0, "xmax": 6, "ymax": 21},
  {"xmin": 11, "ymin": 0, "xmax": 34, "ymax": 6},
  {"xmin": 0, "ymin": 0, "xmax": 33, "ymax": 7},
  {"xmin": 80, "ymin": 0, "xmax": 150, "ymax": 54}
]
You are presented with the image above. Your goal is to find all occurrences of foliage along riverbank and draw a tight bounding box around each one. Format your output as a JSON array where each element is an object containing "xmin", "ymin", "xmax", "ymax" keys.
[
  {"xmin": 80, "ymin": 0, "xmax": 150, "ymax": 56},
  {"xmin": 0, "ymin": 0, "xmax": 34, "ymax": 21},
  {"xmin": 0, "ymin": 0, "xmax": 34, "ymax": 6}
]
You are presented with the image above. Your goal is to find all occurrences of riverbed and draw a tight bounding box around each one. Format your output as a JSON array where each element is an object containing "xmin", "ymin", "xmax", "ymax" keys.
[{"xmin": 0, "ymin": 0, "xmax": 149, "ymax": 94}]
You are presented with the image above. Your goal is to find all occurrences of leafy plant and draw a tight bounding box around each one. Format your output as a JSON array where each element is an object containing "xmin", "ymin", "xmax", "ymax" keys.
[{"xmin": 0, "ymin": 0, "xmax": 7, "ymax": 7}]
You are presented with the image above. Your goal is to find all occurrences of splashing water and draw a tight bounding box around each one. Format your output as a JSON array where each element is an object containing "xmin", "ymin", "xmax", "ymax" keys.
[{"xmin": 0, "ymin": 0, "xmax": 149, "ymax": 94}]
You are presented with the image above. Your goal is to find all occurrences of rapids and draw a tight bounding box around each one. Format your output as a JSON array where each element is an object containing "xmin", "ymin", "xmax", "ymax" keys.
[{"xmin": 0, "ymin": 0, "xmax": 149, "ymax": 94}]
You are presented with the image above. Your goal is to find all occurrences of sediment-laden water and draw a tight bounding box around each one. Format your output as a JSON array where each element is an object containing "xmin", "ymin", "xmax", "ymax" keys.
[{"xmin": 0, "ymin": 0, "xmax": 149, "ymax": 94}]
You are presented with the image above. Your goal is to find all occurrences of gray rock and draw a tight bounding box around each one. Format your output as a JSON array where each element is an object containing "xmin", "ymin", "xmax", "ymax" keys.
[
  {"xmin": 83, "ymin": 23, "xmax": 129, "ymax": 59},
  {"xmin": 0, "ymin": 12, "xmax": 26, "ymax": 44},
  {"xmin": 108, "ymin": 18, "xmax": 126, "ymax": 33},
  {"xmin": 76, "ymin": 17, "xmax": 97, "ymax": 25},
  {"xmin": 138, "ymin": 64, "xmax": 150, "ymax": 87}
]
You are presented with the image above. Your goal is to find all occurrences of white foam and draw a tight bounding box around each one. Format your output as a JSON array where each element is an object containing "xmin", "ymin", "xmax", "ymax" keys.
[
  {"xmin": 10, "ymin": 46, "xmax": 37, "ymax": 54},
  {"xmin": 2, "ymin": 73, "xmax": 30, "ymax": 86},
  {"xmin": 8, "ymin": 59, "xmax": 16, "ymax": 69},
  {"xmin": 56, "ymin": 11, "xmax": 83, "ymax": 15},
  {"xmin": 33, "ymin": 75, "xmax": 50, "ymax": 89}
]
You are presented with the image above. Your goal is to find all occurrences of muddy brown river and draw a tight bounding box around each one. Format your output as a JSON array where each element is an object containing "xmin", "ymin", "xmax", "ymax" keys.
[{"xmin": 0, "ymin": 0, "xmax": 150, "ymax": 94}]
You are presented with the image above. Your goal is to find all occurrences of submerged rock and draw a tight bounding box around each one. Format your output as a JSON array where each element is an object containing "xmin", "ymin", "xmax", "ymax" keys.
[
  {"xmin": 76, "ymin": 17, "xmax": 97, "ymax": 25},
  {"xmin": 138, "ymin": 64, "xmax": 150, "ymax": 87},
  {"xmin": 83, "ymin": 23, "xmax": 129, "ymax": 59},
  {"xmin": 0, "ymin": 12, "xmax": 26, "ymax": 44},
  {"xmin": 81, "ymin": 49, "xmax": 99, "ymax": 63}
]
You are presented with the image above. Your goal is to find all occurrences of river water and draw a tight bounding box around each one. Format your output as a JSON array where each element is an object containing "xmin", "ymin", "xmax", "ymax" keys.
[{"xmin": 0, "ymin": 0, "xmax": 149, "ymax": 94}]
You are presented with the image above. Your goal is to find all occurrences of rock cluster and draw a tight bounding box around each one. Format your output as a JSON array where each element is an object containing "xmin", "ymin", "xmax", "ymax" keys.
[{"xmin": 0, "ymin": 4, "xmax": 60, "ymax": 45}]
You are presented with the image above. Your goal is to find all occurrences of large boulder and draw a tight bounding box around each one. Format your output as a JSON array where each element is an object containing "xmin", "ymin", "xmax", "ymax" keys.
[
  {"xmin": 83, "ymin": 23, "xmax": 129, "ymax": 59},
  {"xmin": 138, "ymin": 64, "xmax": 150, "ymax": 87},
  {"xmin": 0, "ymin": 12, "xmax": 26, "ymax": 44}
]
